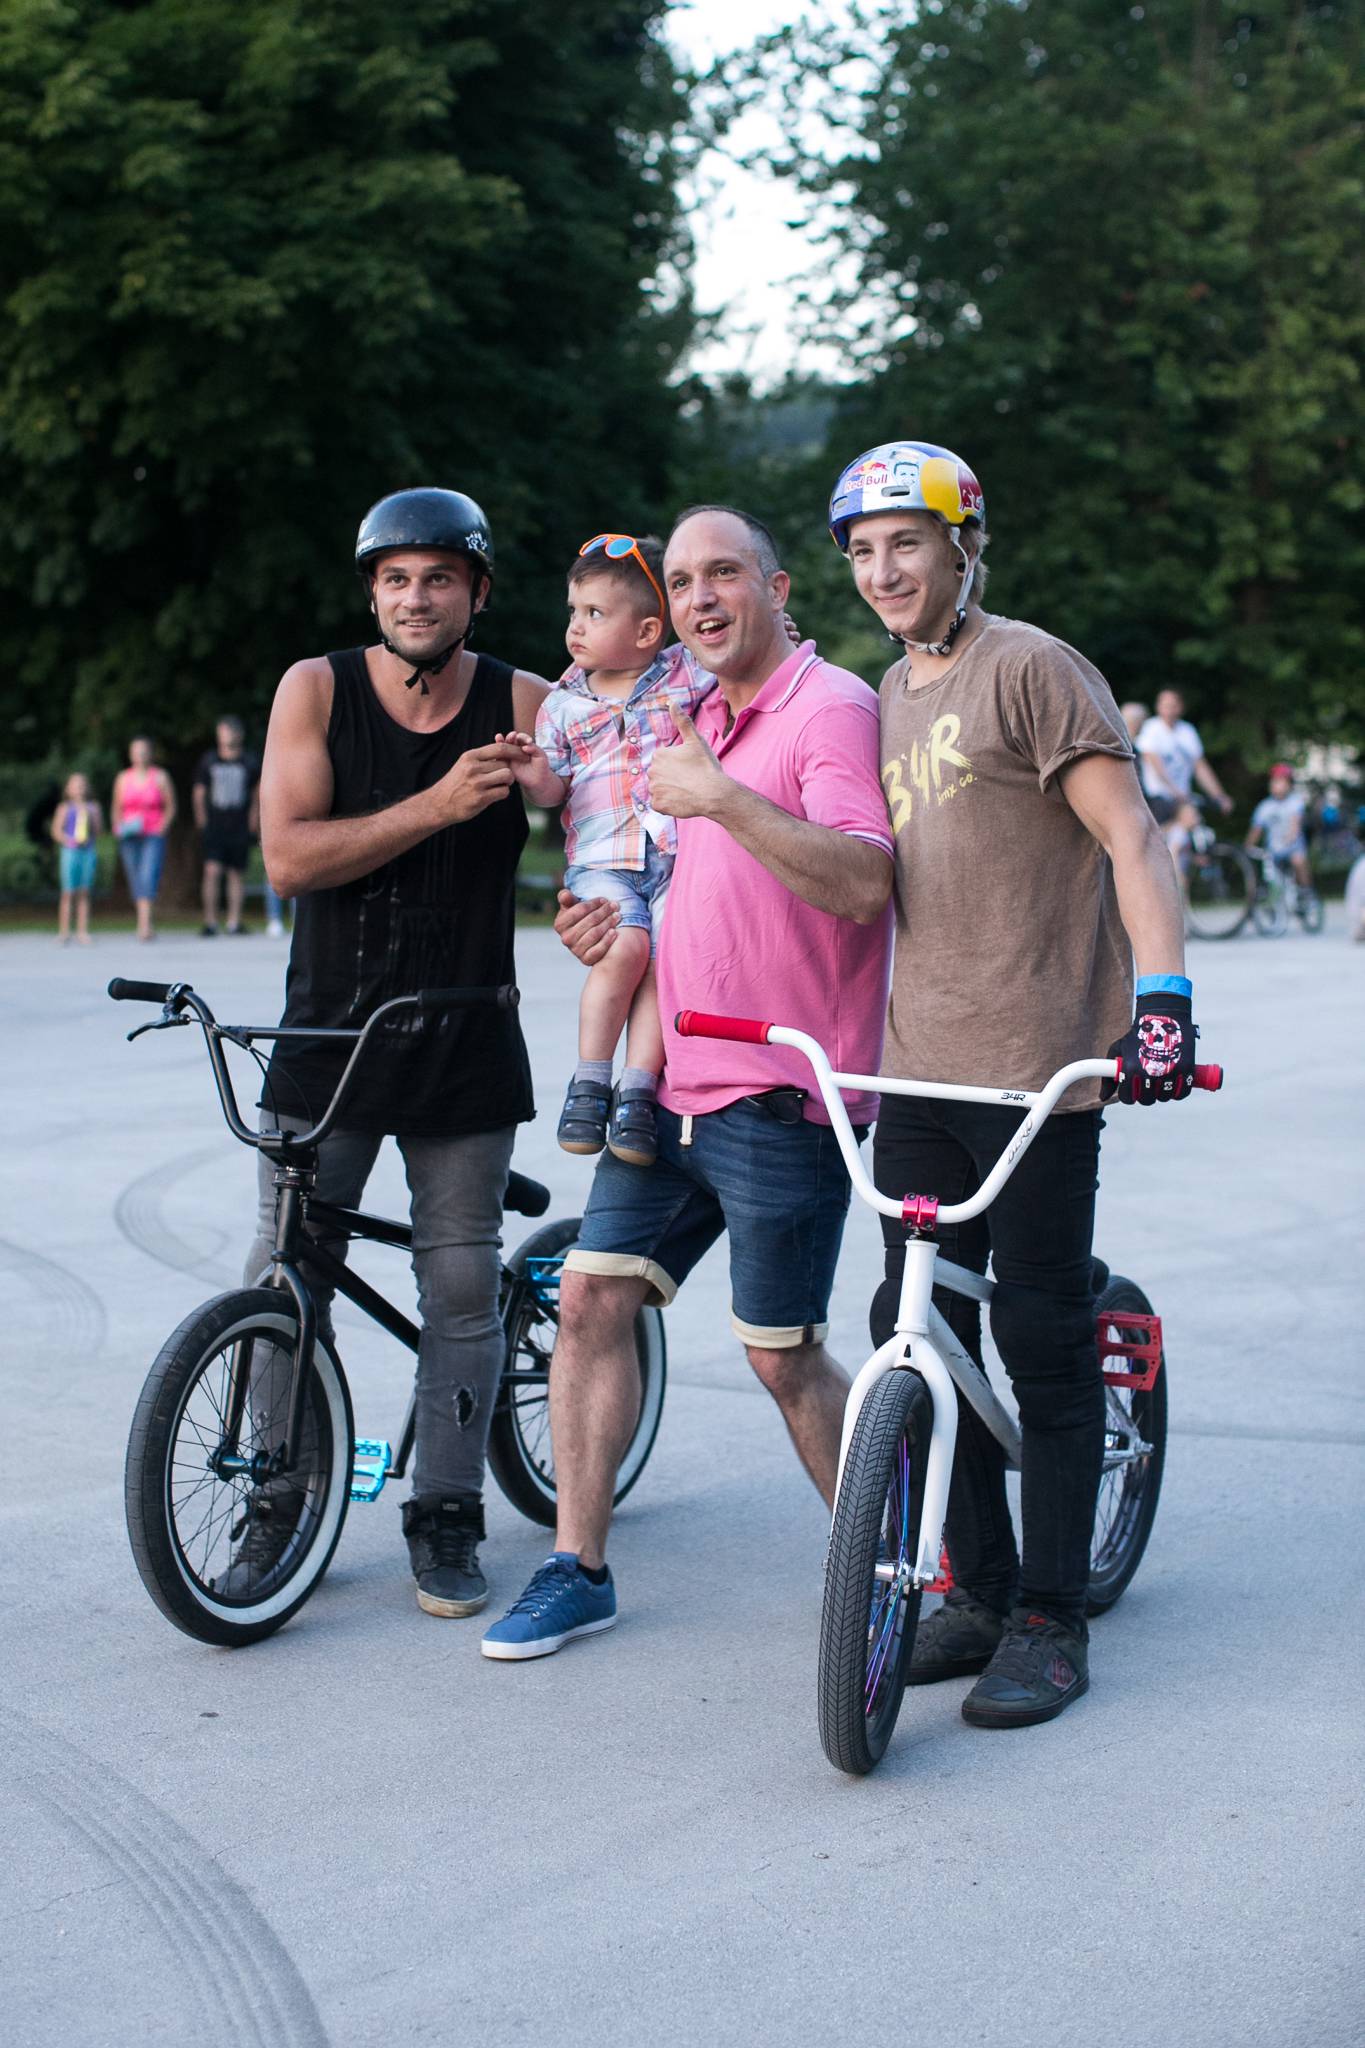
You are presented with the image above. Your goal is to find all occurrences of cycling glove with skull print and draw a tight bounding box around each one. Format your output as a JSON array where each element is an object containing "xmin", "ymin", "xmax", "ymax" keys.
[{"xmin": 1105, "ymin": 992, "xmax": 1196, "ymax": 1105}]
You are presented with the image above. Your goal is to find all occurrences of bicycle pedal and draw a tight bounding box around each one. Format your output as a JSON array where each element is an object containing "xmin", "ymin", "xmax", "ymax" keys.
[
  {"xmin": 350, "ymin": 1437, "xmax": 393, "ymax": 1503},
  {"xmin": 1096, "ymin": 1312, "xmax": 1163, "ymax": 1391},
  {"xmin": 524, "ymin": 1254, "xmax": 565, "ymax": 1313},
  {"xmin": 925, "ymin": 1546, "xmax": 955, "ymax": 1596}
]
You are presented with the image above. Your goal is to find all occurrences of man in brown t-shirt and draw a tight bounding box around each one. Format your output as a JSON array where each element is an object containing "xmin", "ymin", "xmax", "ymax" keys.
[{"xmin": 827, "ymin": 438, "xmax": 1195, "ymax": 1729}]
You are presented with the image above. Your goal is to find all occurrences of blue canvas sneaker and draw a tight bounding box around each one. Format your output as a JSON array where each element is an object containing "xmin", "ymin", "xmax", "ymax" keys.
[{"xmin": 481, "ymin": 1553, "xmax": 617, "ymax": 1661}]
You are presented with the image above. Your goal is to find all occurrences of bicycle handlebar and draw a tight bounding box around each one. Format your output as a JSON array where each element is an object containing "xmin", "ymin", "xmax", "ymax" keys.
[
  {"xmin": 674, "ymin": 1010, "xmax": 1224, "ymax": 1226},
  {"xmin": 108, "ymin": 979, "xmax": 519, "ymax": 1153}
]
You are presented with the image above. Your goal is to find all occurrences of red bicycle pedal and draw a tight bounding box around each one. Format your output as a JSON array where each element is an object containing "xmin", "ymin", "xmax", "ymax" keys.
[{"xmin": 1097, "ymin": 1309, "xmax": 1163, "ymax": 1391}]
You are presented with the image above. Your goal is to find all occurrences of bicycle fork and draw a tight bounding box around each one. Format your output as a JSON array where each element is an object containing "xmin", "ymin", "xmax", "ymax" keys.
[
  {"xmin": 211, "ymin": 1168, "xmax": 319, "ymax": 1484},
  {"xmin": 832, "ymin": 1236, "xmax": 958, "ymax": 1590}
]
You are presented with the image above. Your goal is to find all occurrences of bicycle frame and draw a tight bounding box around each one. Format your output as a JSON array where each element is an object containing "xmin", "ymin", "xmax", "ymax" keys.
[{"xmin": 675, "ymin": 1012, "xmax": 1220, "ymax": 1594}]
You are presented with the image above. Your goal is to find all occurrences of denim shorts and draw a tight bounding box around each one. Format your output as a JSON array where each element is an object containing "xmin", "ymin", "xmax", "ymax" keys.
[
  {"xmin": 59, "ymin": 845, "xmax": 98, "ymax": 892},
  {"xmin": 564, "ymin": 1097, "xmax": 861, "ymax": 1348},
  {"xmin": 564, "ymin": 839, "xmax": 672, "ymax": 946}
]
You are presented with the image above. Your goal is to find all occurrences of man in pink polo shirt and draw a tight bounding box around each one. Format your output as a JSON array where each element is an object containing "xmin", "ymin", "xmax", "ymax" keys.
[{"xmin": 483, "ymin": 504, "xmax": 894, "ymax": 1660}]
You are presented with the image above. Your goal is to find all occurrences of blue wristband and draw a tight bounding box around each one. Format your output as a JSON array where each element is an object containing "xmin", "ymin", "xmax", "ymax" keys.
[{"xmin": 1136, "ymin": 974, "xmax": 1193, "ymax": 1000}]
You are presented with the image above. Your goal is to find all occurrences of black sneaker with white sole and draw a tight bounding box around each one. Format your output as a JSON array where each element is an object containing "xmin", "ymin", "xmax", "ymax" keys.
[
  {"xmin": 402, "ymin": 1493, "xmax": 489, "ymax": 1617},
  {"xmin": 961, "ymin": 1609, "xmax": 1089, "ymax": 1728},
  {"xmin": 211, "ymin": 1487, "xmax": 306, "ymax": 1599}
]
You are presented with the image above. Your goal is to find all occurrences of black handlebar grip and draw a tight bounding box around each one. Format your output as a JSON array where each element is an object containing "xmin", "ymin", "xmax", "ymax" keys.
[
  {"xmin": 416, "ymin": 983, "xmax": 519, "ymax": 1011},
  {"xmin": 108, "ymin": 978, "xmax": 173, "ymax": 1004}
]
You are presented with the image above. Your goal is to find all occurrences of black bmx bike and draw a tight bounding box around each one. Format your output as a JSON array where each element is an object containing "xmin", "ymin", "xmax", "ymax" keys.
[{"xmin": 109, "ymin": 977, "xmax": 667, "ymax": 1647}]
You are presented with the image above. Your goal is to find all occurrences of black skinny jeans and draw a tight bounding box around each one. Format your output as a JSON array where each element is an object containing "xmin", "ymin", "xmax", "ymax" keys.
[{"xmin": 871, "ymin": 1095, "xmax": 1105, "ymax": 1635}]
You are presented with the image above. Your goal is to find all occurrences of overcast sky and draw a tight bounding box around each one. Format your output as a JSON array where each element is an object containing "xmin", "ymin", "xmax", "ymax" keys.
[{"xmin": 665, "ymin": 0, "xmax": 855, "ymax": 385}]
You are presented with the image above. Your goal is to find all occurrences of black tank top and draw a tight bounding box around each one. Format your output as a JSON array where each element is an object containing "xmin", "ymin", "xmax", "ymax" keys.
[{"xmin": 263, "ymin": 647, "xmax": 534, "ymax": 1136}]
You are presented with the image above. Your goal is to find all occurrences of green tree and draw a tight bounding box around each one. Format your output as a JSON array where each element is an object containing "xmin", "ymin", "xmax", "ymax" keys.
[
  {"xmin": 0, "ymin": 0, "xmax": 690, "ymax": 765},
  {"xmin": 736, "ymin": 0, "xmax": 1365, "ymax": 771}
]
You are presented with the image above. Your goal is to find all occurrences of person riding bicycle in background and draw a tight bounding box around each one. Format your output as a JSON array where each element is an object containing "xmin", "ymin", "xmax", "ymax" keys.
[
  {"xmin": 247, "ymin": 487, "xmax": 550, "ymax": 1621},
  {"xmin": 1245, "ymin": 762, "xmax": 1312, "ymax": 890},
  {"xmin": 481, "ymin": 504, "xmax": 895, "ymax": 1662},
  {"xmin": 830, "ymin": 439, "xmax": 1196, "ymax": 1729},
  {"xmin": 1136, "ymin": 688, "xmax": 1233, "ymax": 871},
  {"xmin": 497, "ymin": 532, "xmax": 713, "ymax": 1170}
]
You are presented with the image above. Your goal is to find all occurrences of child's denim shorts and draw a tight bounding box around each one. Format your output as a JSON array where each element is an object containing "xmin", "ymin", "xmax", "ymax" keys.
[{"xmin": 564, "ymin": 839, "xmax": 673, "ymax": 948}]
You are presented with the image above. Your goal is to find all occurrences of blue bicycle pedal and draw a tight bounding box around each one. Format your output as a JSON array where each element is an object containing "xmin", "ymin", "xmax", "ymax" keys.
[{"xmin": 350, "ymin": 1438, "xmax": 393, "ymax": 1503}]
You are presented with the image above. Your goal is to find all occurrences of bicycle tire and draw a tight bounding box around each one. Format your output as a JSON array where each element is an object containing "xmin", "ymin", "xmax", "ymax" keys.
[
  {"xmin": 485, "ymin": 1217, "xmax": 667, "ymax": 1527},
  {"xmin": 125, "ymin": 1289, "xmax": 353, "ymax": 1647},
  {"xmin": 1087, "ymin": 1275, "xmax": 1167, "ymax": 1616},
  {"xmin": 1297, "ymin": 888, "xmax": 1324, "ymax": 934},
  {"xmin": 818, "ymin": 1368, "xmax": 932, "ymax": 1775},
  {"xmin": 1185, "ymin": 842, "xmax": 1255, "ymax": 940},
  {"xmin": 1252, "ymin": 883, "xmax": 1289, "ymax": 937}
]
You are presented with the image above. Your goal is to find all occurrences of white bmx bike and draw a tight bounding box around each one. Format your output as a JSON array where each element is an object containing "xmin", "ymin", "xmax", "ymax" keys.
[{"xmin": 676, "ymin": 1010, "xmax": 1222, "ymax": 1776}]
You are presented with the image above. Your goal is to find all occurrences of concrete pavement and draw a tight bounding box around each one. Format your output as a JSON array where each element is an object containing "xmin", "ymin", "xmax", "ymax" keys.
[{"xmin": 2, "ymin": 914, "xmax": 1362, "ymax": 2047}]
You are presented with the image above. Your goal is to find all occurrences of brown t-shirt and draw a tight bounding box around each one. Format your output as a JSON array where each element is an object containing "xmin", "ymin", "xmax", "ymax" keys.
[{"xmin": 879, "ymin": 615, "xmax": 1135, "ymax": 1107}]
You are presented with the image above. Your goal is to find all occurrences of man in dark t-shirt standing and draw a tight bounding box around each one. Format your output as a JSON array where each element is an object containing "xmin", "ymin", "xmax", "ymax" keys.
[
  {"xmin": 193, "ymin": 716, "xmax": 261, "ymax": 935},
  {"xmin": 239, "ymin": 487, "xmax": 550, "ymax": 1620},
  {"xmin": 828, "ymin": 440, "xmax": 1197, "ymax": 1730}
]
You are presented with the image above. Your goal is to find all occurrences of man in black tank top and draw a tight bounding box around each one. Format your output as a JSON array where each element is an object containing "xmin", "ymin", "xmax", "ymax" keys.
[{"xmin": 243, "ymin": 488, "xmax": 551, "ymax": 1621}]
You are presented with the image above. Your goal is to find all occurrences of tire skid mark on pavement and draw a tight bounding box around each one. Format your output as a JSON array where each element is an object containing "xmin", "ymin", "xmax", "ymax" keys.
[
  {"xmin": 0, "ymin": 1236, "xmax": 107, "ymax": 1362},
  {"xmin": 5, "ymin": 1711, "xmax": 330, "ymax": 2048},
  {"xmin": 113, "ymin": 1146, "xmax": 236, "ymax": 1284}
]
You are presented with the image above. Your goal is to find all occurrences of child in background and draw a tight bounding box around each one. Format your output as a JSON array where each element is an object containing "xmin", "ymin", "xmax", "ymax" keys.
[
  {"xmin": 499, "ymin": 533, "xmax": 713, "ymax": 1168},
  {"xmin": 1246, "ymin": 762, "xmax": 1312, "ymax": 888},
  {"xmin": 50, "ymin": 772, "xmax": 104, "ymax": 945}
]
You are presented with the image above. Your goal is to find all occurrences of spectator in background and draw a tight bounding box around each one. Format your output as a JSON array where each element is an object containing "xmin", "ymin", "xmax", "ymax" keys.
[
  {"xmin": 1245, "ymin": 763, "xmax": 1312, "ymax": 889},
  {"xmin": 111, "ymin": 736, "xmax": 176, "ymax": 943},
  {"xmin": 50, "ymin": 771, "xmax": 103, "ymax": 945},
  {"xmin": 194, "ymin": 716, "xmax": 261, "ymax": 935},
  {"xmin": 1120, "ymin": 701, "xmax": 1148, "ymax": 744},
  {"xmin": 1136, "ymin": 688, "xmax": 1233, "ymax": 871}
]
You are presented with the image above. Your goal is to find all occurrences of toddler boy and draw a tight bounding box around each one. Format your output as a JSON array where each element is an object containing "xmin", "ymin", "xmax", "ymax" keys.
[{"xmin": 501, "ymin": 533, "xmax": 711, "ymax": 1167}]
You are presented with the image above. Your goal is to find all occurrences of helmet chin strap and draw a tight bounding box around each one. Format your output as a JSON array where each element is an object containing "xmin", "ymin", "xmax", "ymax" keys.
[
  {"xmin": 379, "ymin": 601, "xmax": 477, "ymax": 695},
  {"xmin": 898, "ymin": 534, "xmax": 974, "ymax": 656}
]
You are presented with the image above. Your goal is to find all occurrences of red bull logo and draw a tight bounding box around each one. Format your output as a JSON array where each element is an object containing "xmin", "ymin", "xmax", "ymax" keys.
[
  {"xmin": 853, "ymin": 460, "xmax": 889, "ymax": 490},
  {"xmin": 959, "ymin": 472, "xmax": 984, "ymax": 516}
]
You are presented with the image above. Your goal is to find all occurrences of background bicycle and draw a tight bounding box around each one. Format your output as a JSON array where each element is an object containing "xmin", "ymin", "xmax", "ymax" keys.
[
  {"xmin": 1245, "ymin": 843, "xmax": 1324, "ymax": 936},
  {"xmin": 109, "ymin": 977, "xmax": 666, "ymax": 1646}
]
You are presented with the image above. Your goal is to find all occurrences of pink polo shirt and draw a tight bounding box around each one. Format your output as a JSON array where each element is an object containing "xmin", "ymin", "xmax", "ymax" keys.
[{"xmin": 657, "ymin": 641, "xmax": 893, "ymax": 1125}]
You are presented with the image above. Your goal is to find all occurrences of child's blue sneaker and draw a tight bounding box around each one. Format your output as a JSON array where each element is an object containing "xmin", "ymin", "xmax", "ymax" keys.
[{"xmin": 480, "ymin": 1553, "xmax": 617, "ymax": 1661}]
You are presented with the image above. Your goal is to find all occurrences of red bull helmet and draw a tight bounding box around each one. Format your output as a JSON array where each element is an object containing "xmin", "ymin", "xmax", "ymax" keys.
[
  {"xmin": 828, "ymin": 441, "xmax": 985, "ymax": 552},
  {"xmin": 830, "ymin": 441, "xmax": 986, "ymax": 654}
]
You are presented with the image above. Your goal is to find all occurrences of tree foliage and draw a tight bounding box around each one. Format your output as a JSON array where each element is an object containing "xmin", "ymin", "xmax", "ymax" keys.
[
  {"xmin": 0, "ymin": 0, "xmax": 690, "ymax": 762},
  {"xmin": 731, "ymin": 0, "xmax": 1365, "ymax": 770}
]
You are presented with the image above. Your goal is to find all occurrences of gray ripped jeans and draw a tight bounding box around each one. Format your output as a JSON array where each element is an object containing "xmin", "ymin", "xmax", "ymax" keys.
[{"xmin": 246, "ymin": 1116, "xmax": 516, "ymax": 1498}]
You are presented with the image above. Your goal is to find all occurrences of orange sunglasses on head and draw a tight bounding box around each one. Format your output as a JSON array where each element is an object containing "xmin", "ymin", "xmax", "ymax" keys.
[{"xmin": 578, "ymin": 533, "xmax": 666, "ymax": 620}]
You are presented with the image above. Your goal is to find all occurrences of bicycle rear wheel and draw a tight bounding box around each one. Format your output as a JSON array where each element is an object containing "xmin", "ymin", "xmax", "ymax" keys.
[
  {"xmin": 125, "ymin": 1289, "xmax": 352, "ymax": 1646},
  {"xmin": 485, "ymin": 1218, "xmax": 667, "ymax": 1526},
  {"xmin": 1185, "ymin": 843, "xmax": 1255, "ymax": 940},
  {"xmin": 1087, "ymin": 1276, "xmax": 1167, "ymax": 1615},
  {"xmin": 1297, "ymin": 887, "xmax": 1324, "ymax": 934},
  {"xmin": 818, "ymin": 1367, "xmax": 932, "ymax": 1775}
]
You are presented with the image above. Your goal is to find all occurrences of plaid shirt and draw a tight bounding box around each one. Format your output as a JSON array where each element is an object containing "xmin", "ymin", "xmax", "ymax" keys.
[{"xmin": 535, "ymin": 645, "xmax": 714, "ymax": 869}]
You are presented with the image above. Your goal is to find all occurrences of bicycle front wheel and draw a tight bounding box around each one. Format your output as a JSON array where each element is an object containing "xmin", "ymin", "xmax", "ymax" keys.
[
  {"xmin": 125, "ymin": 1289, "xmax": 353, "ymax": 1646},
  {"xmin": 486, "ymin": 1218, "xmax": 667, "ymax": 1526},
  {"xmin": 818, "ymin": 1368, "xmax": 932, "ymax": 1776},
  {"xmin": 1252, "ymin": 884, "xmax": 1289, "ymax": 937},
  {"xmin": 1185, "ymin": 843, "xmax": 1255, "ymax": 940},
  {"xmin": 1087, "ymin": 1276, "xmax": 1167, "ymax": 1615}
]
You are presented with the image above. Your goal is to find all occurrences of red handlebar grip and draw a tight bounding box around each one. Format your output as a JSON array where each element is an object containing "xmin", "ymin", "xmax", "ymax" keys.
[
  {"xmin": 674, "ymin": 1010, "xmax": 773, "ymax": 1045},
  {"xmin": 1193, "ymin": 1064, "xmax": 1223, "ymax": 1091}
]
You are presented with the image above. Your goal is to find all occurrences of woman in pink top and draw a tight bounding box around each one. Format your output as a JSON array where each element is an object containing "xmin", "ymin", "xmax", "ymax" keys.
[{"xmin": 111, "ymin": 736, "xmax": 177, "ymax": 941}]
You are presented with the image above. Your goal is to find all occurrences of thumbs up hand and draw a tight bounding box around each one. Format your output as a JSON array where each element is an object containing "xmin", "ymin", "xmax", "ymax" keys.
[{"xmin": 649, "ymin": 706, "xmax": 729, "ymax": 819}]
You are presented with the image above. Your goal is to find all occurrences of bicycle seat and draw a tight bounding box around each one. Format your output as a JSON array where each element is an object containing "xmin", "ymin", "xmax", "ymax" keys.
[{"xmin": 505, "ymin": 1170, "xmax": 550, "ymax": 1219}]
